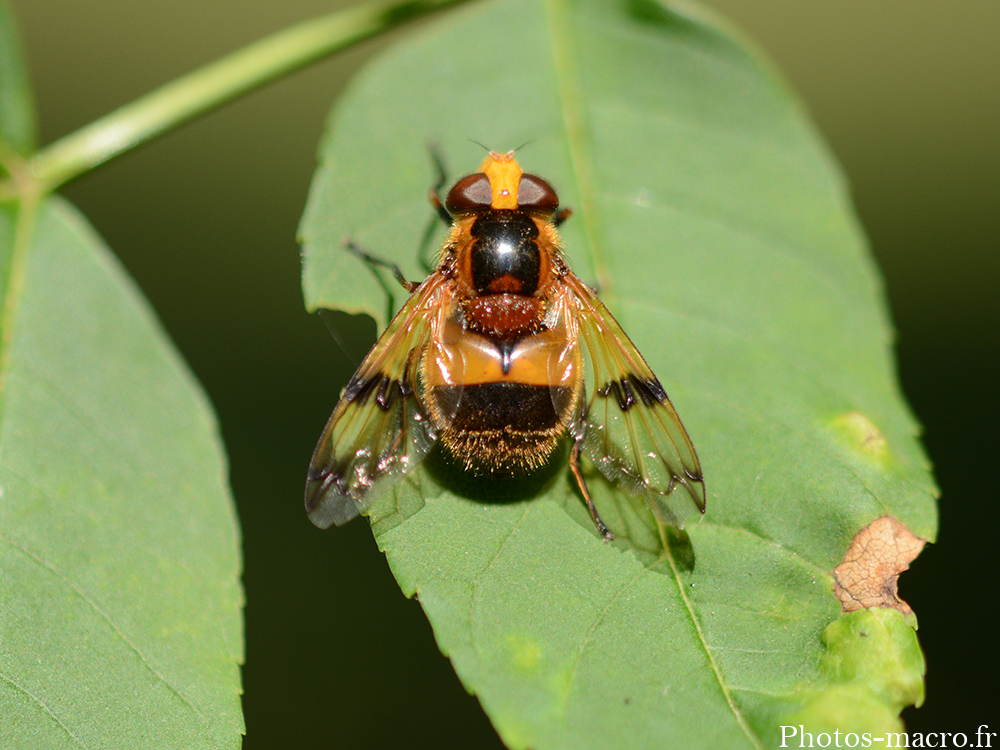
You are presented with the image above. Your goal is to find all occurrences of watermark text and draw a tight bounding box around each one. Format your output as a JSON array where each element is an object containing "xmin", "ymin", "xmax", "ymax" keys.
[{"xmin": 780, "ymin": 725, "xmax": 997, "ymax": 748}]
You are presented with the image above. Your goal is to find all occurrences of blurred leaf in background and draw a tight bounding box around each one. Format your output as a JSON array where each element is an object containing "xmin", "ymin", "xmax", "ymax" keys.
[{"xmin": 0, "ymin": 2, "xmax": 244, "ymax": 747}]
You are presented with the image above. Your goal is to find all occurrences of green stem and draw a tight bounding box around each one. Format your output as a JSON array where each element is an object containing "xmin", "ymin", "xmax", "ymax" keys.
[{"xmin": 25, "ymin": 0, "xmax": 470, "ymax": 192}]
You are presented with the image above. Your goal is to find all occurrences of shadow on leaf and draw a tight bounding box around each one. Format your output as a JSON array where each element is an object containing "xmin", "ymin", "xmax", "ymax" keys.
[{"xmin": 424, "ymin": 441, "xmax": 567, "ymax": 505}]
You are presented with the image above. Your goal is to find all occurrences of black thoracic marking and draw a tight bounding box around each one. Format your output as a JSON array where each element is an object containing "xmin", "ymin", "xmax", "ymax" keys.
[
  {"xmin": 344, "ymin": 372, "xmax": 411, "ymax": 411},
  {"xmin": 442, "ymin": 382, "xmax": 567, "ymax": 433},
  {"xmin": 469, "ymin": 210, "xmax": 540, "ymax": 296},
  {"xmin": 599, "ymin": 375, "xmax": 666, "ymax": 411}
]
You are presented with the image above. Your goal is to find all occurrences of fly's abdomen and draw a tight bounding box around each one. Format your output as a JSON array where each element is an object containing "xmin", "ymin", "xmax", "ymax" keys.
[
  {"xmin": 438, "ymin": 382, "xmax": 571, "ymax": 473},
  {"xmin": 423, "ymin": 313, "xmax": 582, "ymax": 475}
]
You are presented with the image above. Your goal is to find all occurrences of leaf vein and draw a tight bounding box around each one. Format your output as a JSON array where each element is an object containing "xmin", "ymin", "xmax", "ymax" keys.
[
  {"xmin": 13, "ymin": 360, "xmax": 146, "ymax": 477},
  {"xmin": 607, "ymin": 192, "xmax": 864, "ymax": 316},
  {"xmin": 468, "ymin": 505, "xmax": 531, "ymax": 643},
  {"xmin": 0, "ymin": 669, "xmax": 87, "ymax": 748},
  {"xmin": 0, "ymin": 533, "xmax": 208, "ymax": 725},
  {"xmin": 695, "ymin": 522, "xmax": 832, "ymax": 580},
  {"xmin": 561, "ymin": 565, "xmax": 647, "ymax": 701}
]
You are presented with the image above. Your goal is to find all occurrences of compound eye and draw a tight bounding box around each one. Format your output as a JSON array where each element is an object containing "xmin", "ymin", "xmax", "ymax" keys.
[
  {"xmin": 517, "ymin": 174, "xmax": 559, "ymax": 213},
  {"xmin": 445, "ymin": 173, "xmax": 492, "ymax": 214}
]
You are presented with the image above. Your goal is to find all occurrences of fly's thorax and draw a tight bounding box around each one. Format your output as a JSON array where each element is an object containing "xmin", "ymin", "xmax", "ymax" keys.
[
  {"xmin": 449, "ymin": 209, "xmax": 564, "ymax": 341},
  {"xmin": 452, "ymin": 211, "xmax": 560, "ymax": 294},
  {"xmin": 469, "ymin": 210, "xmax": 541, "ymax": 295}
]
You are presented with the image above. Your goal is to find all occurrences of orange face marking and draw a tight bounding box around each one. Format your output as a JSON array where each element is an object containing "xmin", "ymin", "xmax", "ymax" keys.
[{"xmin": 479, "ymin": 151, "xmax": 522, "ymax": 210}]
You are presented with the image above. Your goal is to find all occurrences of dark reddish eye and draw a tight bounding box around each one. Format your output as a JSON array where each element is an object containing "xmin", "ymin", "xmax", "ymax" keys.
[
  {"xmin": 517, "ymin": 174, "xmax": 559, "ymax": 213},
  {"xmin": 445, "ymin": 173, "xmax": 492, "ymax": 214}
]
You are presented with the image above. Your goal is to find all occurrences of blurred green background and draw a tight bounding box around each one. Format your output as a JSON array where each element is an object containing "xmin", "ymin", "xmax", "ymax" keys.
[{"xmin": 10, "ymin": 0, "xmax": 997, "ymax": 745}]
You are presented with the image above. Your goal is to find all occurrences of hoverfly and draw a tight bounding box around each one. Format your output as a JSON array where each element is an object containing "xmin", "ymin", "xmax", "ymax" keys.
[{"xmin": 306, "ymin": 151, "xmax": 704, "ymax": 540}]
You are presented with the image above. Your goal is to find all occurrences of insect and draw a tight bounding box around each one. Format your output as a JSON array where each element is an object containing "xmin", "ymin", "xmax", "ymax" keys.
[{"xmin": 306, "ymin": 151, "xmax": 704, "ymax": 540}]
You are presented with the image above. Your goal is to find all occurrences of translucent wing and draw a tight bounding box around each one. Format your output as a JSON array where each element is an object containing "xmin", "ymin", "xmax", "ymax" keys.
[
  {"xmin": 305, "ymin": 274, "xmax": 449, "ymax": 528},
  {"xmin": 563, "ymin": 273, "xmax": 706, "ymax": 526}
]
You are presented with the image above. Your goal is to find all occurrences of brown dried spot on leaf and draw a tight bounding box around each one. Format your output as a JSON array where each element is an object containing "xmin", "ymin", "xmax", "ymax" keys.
[{"xmin": 833, "ymin": 517, "xmax": 926, "ymax": 615}]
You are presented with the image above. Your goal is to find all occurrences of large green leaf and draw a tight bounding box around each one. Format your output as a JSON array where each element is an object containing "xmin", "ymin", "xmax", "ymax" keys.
[
  {"xmin": 0, "ymin": 195, "xmax": 244, "ymax": 749},
  {"xmin": 300, "ymin": 0, "xmax": 937, "ymax": 746},
  {"xmin": 0, "ymin": 9, "xmax": 242, "ymax": 748}
]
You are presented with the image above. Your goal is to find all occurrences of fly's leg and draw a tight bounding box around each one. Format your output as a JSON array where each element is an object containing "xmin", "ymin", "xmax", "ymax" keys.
[
  {"xmin": 427, "ymin": 145, "xmax": 453, "ymax": 227},
  {"xmin": 343, "ymin": 239, "xmax": 419, "ymax": 325},
  {"xmin": 412, "ymin": 145, "xmax": 453, "ymax": 272},
  {"xmin": 344, "ymin": 239, "xmax": 419, "ymax": 293},
  {"xmin": 570, "ymin": 431, "xmax": 614, "ymax": 541}
]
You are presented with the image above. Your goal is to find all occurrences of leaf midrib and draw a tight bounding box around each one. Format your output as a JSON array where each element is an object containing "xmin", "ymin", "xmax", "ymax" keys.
[
  {"xmin": 541, "ymin": 3, "xmax": 766, "ymax": 746},
  {"xmin": 544, "ymin": 0, "xmax": 608, "ymax": 295},
  {"xmin": 660, "ymin": 527, "xmax": 767, "ymax": 750}
]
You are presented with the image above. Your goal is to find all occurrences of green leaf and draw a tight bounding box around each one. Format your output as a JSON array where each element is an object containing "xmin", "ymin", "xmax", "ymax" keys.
[
  {"xmin": 0, "ymin": 197, "xmax": 244, "ymax": 748},
  {"xmin": 0, "ymin": 0, "xmax": 36, "ymax": 155},
  {"xmin": 300, "ymin": 0, "xmax": 938, "ymax": 746}
]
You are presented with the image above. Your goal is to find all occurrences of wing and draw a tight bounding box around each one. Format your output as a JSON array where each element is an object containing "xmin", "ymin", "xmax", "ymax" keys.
[
  {"xmin": 305, "ymin": 274, "xmax": 449, "ymax": 528},
  {"xmin": 562, "ymin": 272, "xmax": 705, "ymax": 527}
]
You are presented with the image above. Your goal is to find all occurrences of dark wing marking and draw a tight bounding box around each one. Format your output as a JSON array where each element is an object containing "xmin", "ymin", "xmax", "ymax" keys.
[
  {"xmin": 563, "ymin": 273, "xmax": 705, "ymax": 526},
  {"xmin": 305, "ymin": 274, "xmax": 449, "ymax": 528}
]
